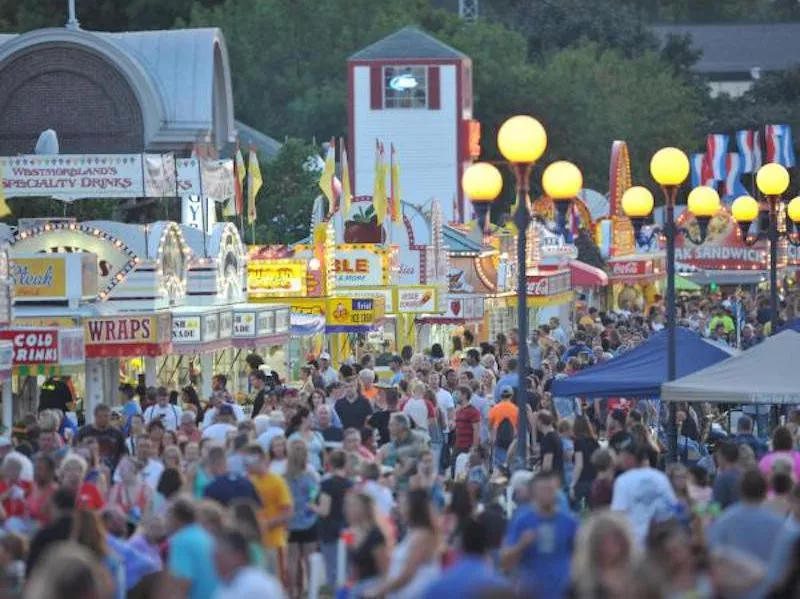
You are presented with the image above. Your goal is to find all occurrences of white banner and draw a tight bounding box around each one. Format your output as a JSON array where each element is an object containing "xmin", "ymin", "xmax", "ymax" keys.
[{"xmin": 0, "ymin": 153, "xmax": 233, "ymax": 201}]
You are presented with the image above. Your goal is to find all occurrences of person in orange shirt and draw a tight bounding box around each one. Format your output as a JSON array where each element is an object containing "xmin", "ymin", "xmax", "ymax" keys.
[
  {"xmin": 359, "ymin": 369, "xmax": 379, "ymax": 404},
  {"xmin": 245, "ymin": 442, "xmax": 293, "ymax": 584},
  {"xmin": 488, "ymin": 388, "xmax": 519, "ymax": 468}
]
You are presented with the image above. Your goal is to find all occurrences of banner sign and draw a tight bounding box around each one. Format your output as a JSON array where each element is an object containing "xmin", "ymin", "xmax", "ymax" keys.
[
  {"xmin": 0, "ymin": 327, "xmax": 85, "ymax": 366},
  {"xmin": 395, "ymin": 286, "xmax": 438, "ymax": 313},
  {"xmin": 342, "ymin": 289, "xmax": 394, "ymax": 313},
  {"xmin": 11, "ymin": 257, "xmax": 65, "ymax": 298},
  {"xmin": 232, "ymin": 306, "xmax": 290, "ymax": 345},
  {"xmin": 334, "ymin": 247, "xmax": 388, "ymax": 287},
  {"xmin": 172, "ymin": 315, "xmax": 201, "ymax": 343},
  {"xmin": 526, "ymin": 270, "xmax": 572, "ymax": 296},
  {"xmin": 247, "ymin": 260, "xmax": 307, "ymax": 297},
  {"xmin": 85, "ymin": 314, "xmax": 171, "ymax": 358},
  {"xmin": 326, "ymin": 297, "xmax": 385, "ymax": 333},
  {"xmin": 669, "ymin": 210, "xmax": 768, "ymax": 270},
  {"xmin": 0, "ymin": 154, "xmax": 234, "ymax": 201}
]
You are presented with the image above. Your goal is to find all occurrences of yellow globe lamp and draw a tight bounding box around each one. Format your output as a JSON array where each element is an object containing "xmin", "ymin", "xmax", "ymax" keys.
[
  {"xmin": 731, "ymin": 195, "xmax": 760, "ymax": 241},
  {"xmin": 621, "ymin": 186, "xmax": 655, "ymax": 219},
  {"xmin": 756, "ymin": 163, "xmax": 790, "ymax": 197},
  {"xmin": 542, "ymin": 161, "xmax": 583, "ymax": 200},
  {"xmin": 462, "ymin": 162, "xmax": 503, "ymax": 234},
  {"xmin": 497, "ymin": 116, "xmax": 547, "ymax": 164},
  {"xmin": 687, "ymin": 185, "xmax": 721, "ymax": 218},
  {"xmin": 461, "ymin": 162, "xmax": 503, "ymax": 203},
  {"xmin": 731, "ymin": 195, "xmax": 759, "ymax": 223},
  {"xmin": 788, "ymin": 196, "xmax": 800, "ymax": 224},
  {"xmin": 650, "ymin": 147, "xmax": 690, "ymax": 187}
]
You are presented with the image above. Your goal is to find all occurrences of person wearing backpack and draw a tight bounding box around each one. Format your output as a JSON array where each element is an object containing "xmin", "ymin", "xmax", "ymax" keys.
[{"xmin": 489, "ymin": 387, "xmax": 519, "ymax": 470}]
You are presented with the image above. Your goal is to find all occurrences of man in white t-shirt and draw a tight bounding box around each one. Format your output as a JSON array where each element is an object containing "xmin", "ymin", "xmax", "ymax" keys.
[
  {"xmin": 202, "ymin": 392, "xmax": 246, "ymax": 429},
  {"xmin": 402, "ymin": 382, "xmax": 430, "ymax": 433},
  {"xmin": 611, "ymin": 435, "xmax": 678, "ymax": 545},
  {"xmin": 213, "ymin": 528, "xmax": 286, "ymax": 599},
  {"xmin": 115, "ymin": 434, "xmax": 163, "ymax": 490},
  {"xmin": 318, "ymin": 352, "xmax": 338, "ymax": 388},
  {"xmin": 202, "ymin": 405, "xmax": 238, "ymax": 443},
  {"xmin": 142, "ymin": 387, "xmax": 182, "ymax": 431}
]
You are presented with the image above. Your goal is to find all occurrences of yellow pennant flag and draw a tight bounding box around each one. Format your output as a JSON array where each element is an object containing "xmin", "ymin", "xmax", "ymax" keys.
[
  {"xmin": 0, "ymin": 175, "xmax": 9, "ymax": 218},
  {"xmin": 372, "ymin": 140, "xmax": 387, "ymax": 225},
  {"xmin": 247, "ymin": 148, "xmax": 262, "ymax": 225},
  {"xmin": 390, "ymin": 144, "xmax": 402, "ymax": 223},
  {"xmin": 318, "ymin": 138, "xmax": 336, "ymax": 213},
  {"xmin": 340, "ymin": 138, "xmax": 352, "ymax": 218}
]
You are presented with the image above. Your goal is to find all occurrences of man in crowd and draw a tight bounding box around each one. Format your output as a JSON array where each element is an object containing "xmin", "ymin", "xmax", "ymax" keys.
[
  {"xmin": 75, "ymin": 403, "xmax": 127, "ymax": 471},
  {"xmin": 712, "ymin": 440, "xmax": 741, "ymax": 509},
  {"xmin": 335, "ymin": 380, "xmax": 373, "ymax": 431},
  {"xmin": 732, "ymin": 414, "xmax": 767, "ymax": 459},
  {"xmin": 318, "ymin": 351, "xmax": 338, "ymax": 387},
  {"xmin": 143, "ymin": 386, "xmax": 183, "ymax": 431},
  {"xmin": 203, "ymin": 444, "xmax": 261, "ymax": 507},
  {"xmin": 166, "ymin": 496, "xmax": 219, "ymax": 599}
]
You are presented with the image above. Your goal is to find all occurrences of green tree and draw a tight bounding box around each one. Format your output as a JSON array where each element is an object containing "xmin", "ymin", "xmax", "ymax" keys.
[{"xmin": 244, "ymin": 138, "xmax": 319, "ymax": 245}]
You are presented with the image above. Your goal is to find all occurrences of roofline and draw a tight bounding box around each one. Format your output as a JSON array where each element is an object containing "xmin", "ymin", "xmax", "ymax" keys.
[{"xmin": 348, "ymin": 26, "xmax": 468, "ymax": 61}]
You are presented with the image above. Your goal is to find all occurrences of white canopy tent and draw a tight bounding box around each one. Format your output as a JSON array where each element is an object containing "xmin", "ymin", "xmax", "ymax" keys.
[{"xmin": 661, "ymin": 330, "xmax": 800, "ymax": 404}]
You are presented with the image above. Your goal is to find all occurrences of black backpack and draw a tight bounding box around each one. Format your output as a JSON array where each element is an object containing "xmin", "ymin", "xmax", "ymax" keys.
[{"xmin": 495, "ymin": 417, "xmax": 514, "ymax": 450}]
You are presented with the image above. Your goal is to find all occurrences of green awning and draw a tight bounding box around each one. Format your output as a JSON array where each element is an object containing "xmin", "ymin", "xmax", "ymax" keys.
[{"xmin": 675, "ymin": 275, "xmax": 702, "ymax": 291}]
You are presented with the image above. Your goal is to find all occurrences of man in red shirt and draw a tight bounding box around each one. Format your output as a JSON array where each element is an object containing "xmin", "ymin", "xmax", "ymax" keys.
[{"xmin": 452, "ymin": 386, "xmax": 480, "ymax": 477}]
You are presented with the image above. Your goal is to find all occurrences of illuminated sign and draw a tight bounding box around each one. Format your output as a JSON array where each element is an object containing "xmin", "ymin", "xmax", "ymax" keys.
[
  {"xmin": 0, "ymin": 327, "xmax": 85, "ymax": 366},
  {"xmin": 389, "ymin": 74, "xmax": 418, "ymax": 91},
  {"xmin": 85, "ymin": 314, "xmax": 171, "ymax": 358},
  {"xmin": 334, "ymin": 247, "xmax": 387, "ymax": 287},
  {"xmin": 326, "ymin": 297, "xmax": 385, "ymax": 333},
  {"xmin": 11, "ymin": 257, "xmax": 65, "ymax": 298},
  {"xmin": 248, "ymin": 260, "xmax": 307, "ymax": 297},
  {"xmin": 395, "ymin": 286, "xmax": 438, "ymax": 313}
]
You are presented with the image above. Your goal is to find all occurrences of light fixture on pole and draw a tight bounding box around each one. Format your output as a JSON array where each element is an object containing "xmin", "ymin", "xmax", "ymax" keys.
[
  {"xmin": 731, "ymin": 162, "xmax": 798, "ymax": 334},
  {"xmin": 622, "ymin": 147, "xmax": 718, "ymax": 462},
  {"xmin": 462, "ymin": 162, "xmax": 503, "ymax": 235}
]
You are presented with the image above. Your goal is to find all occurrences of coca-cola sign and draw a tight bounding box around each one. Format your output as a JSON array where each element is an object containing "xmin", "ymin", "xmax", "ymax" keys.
[
  {"xmin": 610, "ymin": 260, "xmax": 649, "ymax": 277},
  {"xmin": 526, "ymin": 271, "xmax": 571, "ymax": 296}
]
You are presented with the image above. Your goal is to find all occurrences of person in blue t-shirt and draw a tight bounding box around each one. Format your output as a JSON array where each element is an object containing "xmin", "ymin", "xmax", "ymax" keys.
[
  {"xmin": 501, "ymin": 470, "xmax": 578, "ymax": 599},
  {"xmin": 423, "ymin": 517, "xmax": 511, "ymax": 599},
  {"xmin": 119, "ymin": 383, "xmax": 142, "ymax": 437},
  {"xmin": 203, "ymin": 445, "xmax": 262, "ymax": 507},
  {"xmin": 166, "ymin": 496, "xmax": 219, "ymax": 599}
]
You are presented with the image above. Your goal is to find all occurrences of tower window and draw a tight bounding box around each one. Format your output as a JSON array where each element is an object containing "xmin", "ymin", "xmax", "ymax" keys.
[{"xmin": 383, "ymin": 66, "xmax": 428, "ymax": 109}]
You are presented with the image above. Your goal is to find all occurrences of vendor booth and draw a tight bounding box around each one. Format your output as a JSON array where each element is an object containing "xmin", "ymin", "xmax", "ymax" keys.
[
  {"xmin": 661, "ymin": 329, "xmax": 800, "ymax": 405},
  {"xmin": 551, "ymin": 328, "xmax": 735, "ymax": 398}
]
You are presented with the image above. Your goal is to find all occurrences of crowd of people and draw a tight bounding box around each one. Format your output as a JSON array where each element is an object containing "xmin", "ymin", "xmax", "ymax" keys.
[{"xmin": 0, "ymin": 288, "xmax": 799, "ymax": 598}]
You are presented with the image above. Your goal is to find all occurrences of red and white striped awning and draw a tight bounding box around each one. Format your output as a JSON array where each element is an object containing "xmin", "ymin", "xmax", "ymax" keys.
[{"xmin": 568, "ymin": 260, "xmax": 608, "ymax": 288}]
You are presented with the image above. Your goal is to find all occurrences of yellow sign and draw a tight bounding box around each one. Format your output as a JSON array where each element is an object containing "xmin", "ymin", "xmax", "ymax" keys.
[
  {"xmin": 11, "ymin": 257, "xmax": 66, "ymax": 298},
  {"xmin": 325, "ymin": 296, "xmax": 385, "ymax": 332},
  {"xmin": 247, "ymin": 259, "xmax": 307, "ymax": 297}
]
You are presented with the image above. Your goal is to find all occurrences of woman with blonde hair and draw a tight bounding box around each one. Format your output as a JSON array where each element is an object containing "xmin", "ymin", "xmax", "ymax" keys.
[
  {"xmin": 285, "ymin": 439, "xmax": 319, "ymax": 599},
  {"xmin": 59, "ymin": 453, "xmax": 104, "ymax": 510},
  {"xmin": 71, "ymin": 508, "xmax": 126, "ymax": 599},
  {"xmin": 570, "ymin": 510, "xmax": 636, "ymax": 598},
  {"xmin": 107, "ymin": 456, "xmax": 152, "ymax": 531}
]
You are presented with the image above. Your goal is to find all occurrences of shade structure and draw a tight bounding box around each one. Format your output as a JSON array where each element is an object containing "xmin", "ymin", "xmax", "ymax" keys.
[
  {"xmin": 550, "ymin": 328, "xmax": 736, "ymax": 398},
  {"xmin": 662, "ymin": 330, "xmax": 800, "ymax": 404},
  {"xmin": 675, "ymin": 275, "xmax": 701, "ymax": 291},
  {"xmin": 779, "ymin": 318, "xmax": 800, "ymax": 333},
  {"xmin": 568, "ymin": 260, "xmax": 608, "ymax": 288}
]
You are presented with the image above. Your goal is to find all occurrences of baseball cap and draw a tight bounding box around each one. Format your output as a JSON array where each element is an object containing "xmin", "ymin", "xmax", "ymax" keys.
[
  {"xmin": 500, "ymin": 387, "xmax": 514, "ymax": 398},
  {"xmin": 320, "ymin": 351, "xmax": 331, "ymax": 361},
  {"xmin": 218, "ymin": 404, "xmax": 235, "ymax": 417},
  {"xmin": 118, "ymin": 383, "xmax": 135, "ymax": 397}
]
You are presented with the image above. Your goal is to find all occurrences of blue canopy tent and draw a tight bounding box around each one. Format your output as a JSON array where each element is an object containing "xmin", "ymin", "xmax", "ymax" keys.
[{"xmin": 551, "ymin": 328, "xmax": 736, "ymax": 398}]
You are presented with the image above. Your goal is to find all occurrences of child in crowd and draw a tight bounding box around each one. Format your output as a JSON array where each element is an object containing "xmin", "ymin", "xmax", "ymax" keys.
[{"xmin": 588, "ymin": 448, "xmax": 614, "ymax": 510}]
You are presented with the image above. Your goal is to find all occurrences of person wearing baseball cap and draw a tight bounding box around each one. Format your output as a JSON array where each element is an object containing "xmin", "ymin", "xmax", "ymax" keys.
[{"xmin": 318, "ymin": 351, "xmax": 338, "ymax": 387}]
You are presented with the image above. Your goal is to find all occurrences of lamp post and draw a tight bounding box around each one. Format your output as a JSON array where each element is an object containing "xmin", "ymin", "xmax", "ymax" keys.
[
  {"xmin": 622, "ymin": 148, "xmax": 719, "ymax": 462},
  {"xmin": 731, "ymin": 163, "xmax": 800, "ymax": 335},
  {"xmin": 462, "ymin": 115, "xmax": 582, "ymax": 470}
]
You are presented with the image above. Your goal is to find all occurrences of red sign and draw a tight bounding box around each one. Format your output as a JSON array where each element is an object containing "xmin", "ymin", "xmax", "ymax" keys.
[
  {"xmin": 526, "ymin": 271, "xmax": 571, "ymax": 296},
  {"xmin": 0, "ymin": 327, "xmax": 85, "ymax": 366},
  {"xmin": 668, "ymin": 209, "xmax": 768, "ymax": 270},
  {"xmin": 610, "ymin": 260, "xmax": 651, "ymax": 277}
]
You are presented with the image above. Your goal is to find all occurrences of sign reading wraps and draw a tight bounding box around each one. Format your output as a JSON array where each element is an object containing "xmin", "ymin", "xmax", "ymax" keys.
[
  {"xmin": 326, "ymin": 297, "xmax": 385, "ymax": 333},
  {"xmin": 395, "ymin": 287, "xmax": 438, "ymax": 314},
  {"xmin": 85, "ymin": 314, "xmax": 171, "ymax": 358},
  {"xmin": 248, "ymin": 260, "xmax": 307, "ymax": 297},
  {"xmin": 0, "ymin": 327, "xmax": 85, "ymax": 366}
]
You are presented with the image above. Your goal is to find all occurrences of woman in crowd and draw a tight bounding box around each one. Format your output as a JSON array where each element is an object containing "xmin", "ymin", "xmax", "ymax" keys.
[
  {"xmin": 154, "ymin": 468, "xmax": 183, "ymax": 514},
  {"xmin": 59, "ymin": 453, "xmax": 104, "ymax": 510},
  {"xmin": 107, "ymin": 456, "xmax": 152, "ymax": 530},
  {"xmin": 71, "ymin": 508, "xmax": 126, "ymax": 599},
  {"xmin": 285, "ymin": 439, "xmax": 320, "ymax": 599},
  {"xmin": 181, "ymin": 385, "xmax": 204, "ymax": 424},
  {"xmin": 308, "ymin": 388, "xmax": 342, "ymax": 429},
  {"xmin": 26, "ymin": 454, "xmax": 57, "ymax": 526},
  {"xmin": 569, "ymin": 511, "xmax": 636, "ymax": 597},
  {"xmin": 231, "ymin": 499, "xmax": 268, "ymax": 569},
  {"xmin": 630, "ymin": 422, "xmax": 661, "ymax": 468},
  {"xmin": 570, "ymin": 415, "xmax": 600, "ymax": 508},
  {"xmin": 760, "ymin": 426, "xmax": 800, "ymax": 480},
  {"xmin": 346, "ymin": 491, "xmax": 390, "ymax": 597},
  {"xmin": 286, "ymin": 407, "xmax": 325, "ymax": 473},
  {"xmin": 366, "ymin": 488, "xmax": 440, "ymax": 598},
  {"xmin": 269, "ymin": 435, "xmax": 290, "ymax": 476}
]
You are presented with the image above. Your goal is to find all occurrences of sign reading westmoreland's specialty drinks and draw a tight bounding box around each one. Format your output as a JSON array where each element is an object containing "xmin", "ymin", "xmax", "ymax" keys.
[
  {"xmin": 325, "ymin": 296, "xmax": 385, "ymax": 333},
  {"xmin": 84, "ymin": 313, "xmax": 172, "ymax": 358}
]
